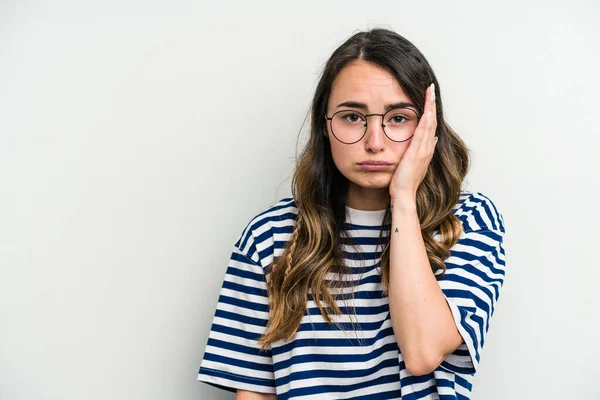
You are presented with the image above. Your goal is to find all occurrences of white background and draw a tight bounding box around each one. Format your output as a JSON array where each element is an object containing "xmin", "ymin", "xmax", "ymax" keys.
[{"xmin": 1, "ymin": 1, "xmax": 599, "ymax": 399}]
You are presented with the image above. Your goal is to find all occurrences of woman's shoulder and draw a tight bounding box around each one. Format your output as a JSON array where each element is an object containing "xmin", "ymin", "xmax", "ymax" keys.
[
  {"xmin": 233, "ymin": 196, "xmax": 298, "ymax": 266},
  {"xmin": 242, "ymin": 196, "xmax": 298, "ymax": 235},
  {"xmin": 453, "ymin": 190, "xmax": 506, "ymax": 234}
]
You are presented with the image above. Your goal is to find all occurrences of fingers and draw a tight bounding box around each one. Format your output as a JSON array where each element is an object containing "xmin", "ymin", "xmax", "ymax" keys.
[
  {"xmin": 428, "ymin": 83, "xmax": 437, "ymax": 139},
  {"xmin": 419, "ymin": 83, "xmax": 437, "ymax": 153},
  {"xmin": 428, "ymin": 84, "xmax": 438, "ymax": 152},
  {"xmin": 408, "ymin": 83, "xmax": 438, "ymax": 155}
]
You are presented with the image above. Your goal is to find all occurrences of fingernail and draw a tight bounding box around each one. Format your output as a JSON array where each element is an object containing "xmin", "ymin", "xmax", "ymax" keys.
[{"xmin": 430, "ymin": 83, "xmax": 435, "ymax": 102}]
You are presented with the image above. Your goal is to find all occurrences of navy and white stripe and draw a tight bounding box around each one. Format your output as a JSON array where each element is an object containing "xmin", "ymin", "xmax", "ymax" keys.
[{"xmin": 198, "ymin": 191, "xmax": 506, "ymax": 399}]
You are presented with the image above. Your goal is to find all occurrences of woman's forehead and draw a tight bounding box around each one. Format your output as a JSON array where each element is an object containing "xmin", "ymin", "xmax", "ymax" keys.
[{"xmin": 330, "ymin": 60, "xmax": 410, "ymax": 104}]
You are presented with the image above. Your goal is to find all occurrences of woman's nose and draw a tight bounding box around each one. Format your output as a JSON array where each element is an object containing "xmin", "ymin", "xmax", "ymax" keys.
[{"xmin": 364, "ymin": 116, "xmax": 386, "ymax": 149}]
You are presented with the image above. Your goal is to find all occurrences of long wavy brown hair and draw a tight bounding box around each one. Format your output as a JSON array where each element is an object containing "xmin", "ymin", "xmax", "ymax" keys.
[{"xmin": 257, "ymin": 28, "xmax": 470, "ymax": 350}]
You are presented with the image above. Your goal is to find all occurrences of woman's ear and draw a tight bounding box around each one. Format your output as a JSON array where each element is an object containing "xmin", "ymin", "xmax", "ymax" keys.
[{"xmin": 323, "ymin": 121, "xmax": 330, "ymax": 139}]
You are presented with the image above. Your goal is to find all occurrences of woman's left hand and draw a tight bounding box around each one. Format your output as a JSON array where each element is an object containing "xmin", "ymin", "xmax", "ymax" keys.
[{"xmin": 389, "ymin": 83, "xmax": 438, "ymax": 204}]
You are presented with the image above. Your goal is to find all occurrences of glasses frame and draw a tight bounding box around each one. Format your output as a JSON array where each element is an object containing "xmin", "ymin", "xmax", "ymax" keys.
[{"xmin": 324, "ymin": 107, "xmax": 423, "ymax": 144}]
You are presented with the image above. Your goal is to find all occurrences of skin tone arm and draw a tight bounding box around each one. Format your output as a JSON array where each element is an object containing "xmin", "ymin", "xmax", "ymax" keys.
[
  {"xmin": 236, "ymin": 390, "xmax": 277, "ymax": 400},
  {"xmin": 387, "ymin": 83, "xmax": 464, "ymax": 376}
]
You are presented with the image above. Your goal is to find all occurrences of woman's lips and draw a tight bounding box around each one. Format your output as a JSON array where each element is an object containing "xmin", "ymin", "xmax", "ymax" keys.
[{"xmin": 359, "ymin": 163, "xmax": 393, "ymax": 171}]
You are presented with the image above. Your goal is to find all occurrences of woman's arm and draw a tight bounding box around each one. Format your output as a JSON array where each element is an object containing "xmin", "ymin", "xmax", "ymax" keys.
[
  {"xmin": 236, "ymin": 390, "xmax": 277, "ymax": 400},
  {"xmin": 386, "ymin": 84, "xmax": 462, "ymax": 376},
  {"xmin": 387, "ymin": 198, "xmax": 463, "ymax": 376}
]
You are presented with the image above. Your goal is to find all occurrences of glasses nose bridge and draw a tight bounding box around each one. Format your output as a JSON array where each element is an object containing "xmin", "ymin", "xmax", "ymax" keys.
[{"xmin": 363, "ymin": 112, "xmax": 386, "ymax": 131}]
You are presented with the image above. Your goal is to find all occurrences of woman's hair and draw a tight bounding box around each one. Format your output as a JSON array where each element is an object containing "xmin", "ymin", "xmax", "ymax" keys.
[{"xmin": 257, "ymin": 28, "xmax": 470, "ymax": 349}]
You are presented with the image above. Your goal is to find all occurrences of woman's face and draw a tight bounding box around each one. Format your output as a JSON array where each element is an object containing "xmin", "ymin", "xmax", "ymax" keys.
[{"xmin": 325, "ymin": 59, "xmax": 418, "ymax": 210}]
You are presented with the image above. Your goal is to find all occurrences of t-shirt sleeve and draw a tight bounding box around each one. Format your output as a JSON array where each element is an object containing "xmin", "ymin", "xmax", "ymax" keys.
[
  {"xmin": 435, "ymin": 193, "xmax": 506, "ymax": 375},
  {"xmin": 197, "ymin": 242, "xmax": 276, "ymax": 394}
]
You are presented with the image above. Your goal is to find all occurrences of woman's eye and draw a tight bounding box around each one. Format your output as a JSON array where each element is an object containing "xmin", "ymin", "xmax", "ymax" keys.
[
  {"xmin": 344, "ymin": 114, "xmax": 362, "ymax": 123},
  {"xmin": 389, "ymin": 115, "xmax": 407, "ymax": 124}
]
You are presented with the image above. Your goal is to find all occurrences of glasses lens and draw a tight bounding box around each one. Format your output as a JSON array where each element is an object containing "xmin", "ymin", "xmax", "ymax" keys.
[
  {"xmin": 383, "ymin": 108, "xmax": 419, "ymax": 142},
  {"xmin": 331, "ymin": 111, "xmax": 366, "ymax": 143}
]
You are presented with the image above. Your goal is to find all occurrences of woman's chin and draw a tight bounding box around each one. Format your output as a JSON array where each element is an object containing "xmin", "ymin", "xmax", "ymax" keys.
[{"xmin": 348, "ymin": 175, "xmax": 391, "ymax": 189}]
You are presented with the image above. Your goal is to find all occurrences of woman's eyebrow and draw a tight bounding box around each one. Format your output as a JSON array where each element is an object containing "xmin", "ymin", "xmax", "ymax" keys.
[{"xmin": 336, "ymin": 101, "xmax": 417, "ymax": 111}]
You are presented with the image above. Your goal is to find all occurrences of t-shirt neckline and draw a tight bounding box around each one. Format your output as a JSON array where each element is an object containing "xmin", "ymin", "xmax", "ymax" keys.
[{"xmin": 345, "ymin": 205, "xmax": 388, "ymax": 226}]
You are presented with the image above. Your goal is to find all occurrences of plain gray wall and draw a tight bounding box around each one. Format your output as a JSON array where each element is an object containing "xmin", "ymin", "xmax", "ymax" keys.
[{"xmin": 1, "ymin": 0, "xmax": 599, "ymax": 399}]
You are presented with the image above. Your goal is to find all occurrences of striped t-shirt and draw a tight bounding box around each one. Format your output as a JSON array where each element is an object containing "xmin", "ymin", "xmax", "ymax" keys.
[{"xmin": 197, "ymin": 190, "xmax": 506, "ymax": 399}]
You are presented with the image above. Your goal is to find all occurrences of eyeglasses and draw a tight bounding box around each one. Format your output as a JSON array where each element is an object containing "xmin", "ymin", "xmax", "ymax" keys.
[{"xmin": 325, "ymin": 107, "xmax": 422, "ymax": 144}]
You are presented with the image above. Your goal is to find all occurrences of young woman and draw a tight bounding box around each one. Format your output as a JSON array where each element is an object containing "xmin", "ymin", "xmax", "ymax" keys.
[{"xmin": 197, "ymin": 28, "xmax": 506, "ymax": 400}]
